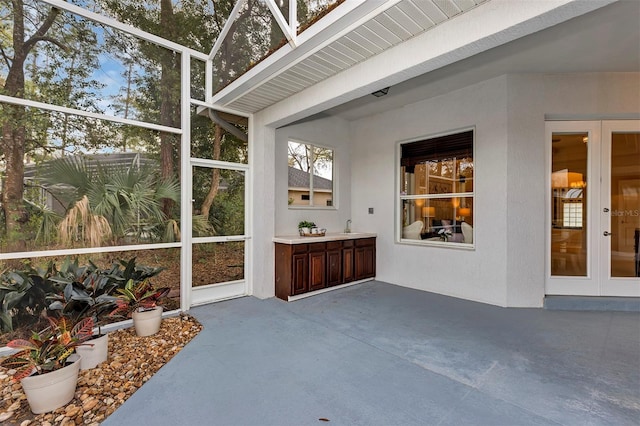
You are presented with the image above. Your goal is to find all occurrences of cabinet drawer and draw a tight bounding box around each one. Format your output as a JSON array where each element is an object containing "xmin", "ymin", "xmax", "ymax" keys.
[
  {"xmin": 326, "ymin": 241, "xmax": 343, "ymax": 250},
  {"xmin": 292, "ymin": 244, "xmax": 308, "ymax": 254},
  {"xmin": 342, "ymin": 240, "xmax": 354, "ymax": 248},
  {"xmin": 355, "ymin": 238, "xmax": 375, "ymax": 247},
  {"xmin": 308, "ymin": 242, "xmax": 326, "ymax": 252}
]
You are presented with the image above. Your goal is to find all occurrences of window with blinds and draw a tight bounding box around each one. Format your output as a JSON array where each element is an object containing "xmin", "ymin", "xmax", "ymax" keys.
[{"xmin": 399, "ymin": 129, "xmax": 474, "ymax": 245}]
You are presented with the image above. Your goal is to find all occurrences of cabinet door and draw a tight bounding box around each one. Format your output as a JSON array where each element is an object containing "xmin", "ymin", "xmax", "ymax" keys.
[
  {"xmin": 309, "ymin": 251, "xmax": 326, "ymax": 291},
  {"xmin": 355, "ymin": 239, "xmax": 376, "ymax": 280},
  {"xmin": 343, "ymin": 247, "xmax": 354, "ymax": 283},
  {"xmin": 327, "ymin": 249, "xmax": 342, "ymax": 286},
  {"xmin": 292, "ymin": 253, "xmax": 309, "ymax": 295}
]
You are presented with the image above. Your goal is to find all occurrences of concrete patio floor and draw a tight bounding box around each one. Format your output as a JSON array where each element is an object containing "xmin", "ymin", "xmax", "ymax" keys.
[{"xmin": 104, "ymin": 281, "xmax": 640, "ymax": 426}]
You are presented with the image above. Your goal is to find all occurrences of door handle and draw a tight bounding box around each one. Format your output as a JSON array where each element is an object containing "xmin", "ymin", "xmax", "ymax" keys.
[{"xmin": 603, "ymin": 231, "xmax": 612, "ymax": 236}]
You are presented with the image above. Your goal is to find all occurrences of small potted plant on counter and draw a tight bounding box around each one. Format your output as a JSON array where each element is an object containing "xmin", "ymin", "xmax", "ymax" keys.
[
  {"xmin": 298, "ymin": 220, "xmax": 316, "ymax": 236},
  {"xmin": 109, "ymin": 279, "xmax": 170, "ymax": 337},
  {"xmin": 0, "ymin": 316, "xmax": 94, "ymax": 414}
]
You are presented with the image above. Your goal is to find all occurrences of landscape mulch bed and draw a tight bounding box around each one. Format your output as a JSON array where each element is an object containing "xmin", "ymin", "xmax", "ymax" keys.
[{"xmin": 0, "ymin": 314, "xmax": 202, "ymax": 425}]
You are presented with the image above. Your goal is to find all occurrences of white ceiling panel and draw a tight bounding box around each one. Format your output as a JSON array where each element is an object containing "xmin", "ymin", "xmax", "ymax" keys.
[
  {"xmin": 433, "ymin": 0, "xmax": 463, "ymax": 18},
  {"xmin": 373, "ymin": 12, "xmax": 415, "ymax": 40},
  {"xmin": 334, "ymin": 37, "xmax": 373, "ymax": 59},
  {"xmin": 294, "ymin": 62, "xmax": 332, "ymax": 80},
  {"xmin": 305, "ymin": 55, "xmax": 345, "ymax": 74},
  {"xmin": 316, "ymin": 47, "xmax": 356, "ymax": 68},
  {"xmin": 265, "ymin": 76, "xmax": 304, "ymax": 93},
  {"xmin": 287, "ymin": 65, "xmax": 326, "ymax": 83},
  {"xmin": 453, "ymin": 0, "xmax": 479, "ymax": 12},
  {"xmin": 330, "ymin": 40, "xmax": 368, "ymax": 62},
  {"xmin": 396, "ymin": 1, "xmax": 436, "ymax": 30},
  {"xmin": 384, "ymin": 6, "xmax": 425, "ymax": 37},
  {"xmin": 411, "ymin": 0, "xmax": 449, "ymax": 24},
  {"xmin": 344, "ymin": 31, "xmax": 386, "ymax": 55},
  {"xmin": 362, "ymin": 19, "xmax": 404, "ymax": 47}
]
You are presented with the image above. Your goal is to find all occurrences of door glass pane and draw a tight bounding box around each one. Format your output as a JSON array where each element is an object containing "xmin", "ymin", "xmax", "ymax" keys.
[
  {"xmin": 610, "ymin": 132, "xmax": 640, "ymax": 277},
  {"xmin": 192, "ymin": 167, "xmax": 245, "ymax": 237},
  {"xmin": 550, "ymin": 133, "xmax": 588, "ymax": 276},
  {"xmin": 192, "ymin": 242, "xmax": 245, "ymax": 287}
]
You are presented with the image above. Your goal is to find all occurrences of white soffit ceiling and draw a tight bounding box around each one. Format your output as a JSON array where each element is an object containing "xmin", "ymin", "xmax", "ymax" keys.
[{"xmin": 211, "ymin": 0, "xmax": 489, "ymax": 114}]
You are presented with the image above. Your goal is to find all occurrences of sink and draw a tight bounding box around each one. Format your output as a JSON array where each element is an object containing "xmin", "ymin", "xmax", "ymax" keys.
[{"xmin": 339, "ymin": 232, "xmax": 368, "ymax": 235}]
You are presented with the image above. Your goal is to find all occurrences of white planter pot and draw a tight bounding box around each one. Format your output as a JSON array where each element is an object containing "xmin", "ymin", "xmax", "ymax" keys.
[
  {"xmin": 132, "ymin": 306, "xmax": 163, "ymax": 337},
  {"xmin": 21, "ymin": 354, "xmax": 81, "ymax": 414},
  {"xmin": 76, "ymin": 334, "xmax": 108, "ymax": 370}
]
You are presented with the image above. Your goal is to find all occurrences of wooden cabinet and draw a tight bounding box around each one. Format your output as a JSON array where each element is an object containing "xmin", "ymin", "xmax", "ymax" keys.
[
  {"xmin": 342, "ymin": 240, "xmax": 354, "ymax": 283},
  {"xmin": 308, "ymin": 243, "xmax": 326, "ymax": 291},
  {"xmin": 355, "ymin": 238, "xmax": 376, "ymax": 281},
  {"xmin": 326, "ymin": 241, "xmax": 343, "ymax": 287},
  {"xmin": 275, "ymin": 237, "xmax": 376, "ymax": 301}
]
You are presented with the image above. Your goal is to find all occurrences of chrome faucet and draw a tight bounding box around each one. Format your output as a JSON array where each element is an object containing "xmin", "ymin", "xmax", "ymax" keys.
[{"xmin": 344, "ymin": 219, "xmax": 352, "ymax": 233}]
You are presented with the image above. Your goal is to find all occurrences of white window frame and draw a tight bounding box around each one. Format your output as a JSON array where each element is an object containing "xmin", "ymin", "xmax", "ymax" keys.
[
  {"xmin": 287, "ymin": 139, "xmax": 336, "ymax": 210},
  {"xmin": 396, "ymin": 128, "xmax": 475, "ymax": 248}
]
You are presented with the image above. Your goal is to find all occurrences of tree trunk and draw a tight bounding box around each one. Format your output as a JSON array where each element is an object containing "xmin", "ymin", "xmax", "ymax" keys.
[
  {"xmin": 159, "ymin": 0, "xmax": 180, "ymax": 216},
  {"xmin": 2, "ymin": 106, "xmax": 28, "ymax": 250},
  {"xmin": 200, "ymin": 126, "xmax": 222, "ymax": 219},
  {"xmin": 1, "ymin": 1, "xmax": 60, "ymax": 245}
]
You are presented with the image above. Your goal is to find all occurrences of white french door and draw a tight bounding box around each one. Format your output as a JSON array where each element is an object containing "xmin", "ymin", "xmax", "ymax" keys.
[
  {"xmin": 546, "ymin": 120, "xmax": 640, "ymax": 297},
  {"xmin": 600, "ymin": 121, "xmax": 640, "ymax": 295}
]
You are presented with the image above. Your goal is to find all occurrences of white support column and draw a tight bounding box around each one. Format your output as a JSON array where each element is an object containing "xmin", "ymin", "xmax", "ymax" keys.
[
  {"xmin": 180, "ymin": 53, "xmax": 193, "ymax": 311},
  {"xmin": 249, "ymin": 113, "xmax": 276, "ymax": 299}
]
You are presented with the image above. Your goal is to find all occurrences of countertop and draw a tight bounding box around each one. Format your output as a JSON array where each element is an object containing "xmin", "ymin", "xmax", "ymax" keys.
[{"xmin": 273, "ymin": 232, "xmax": 377, "ymax": 244}]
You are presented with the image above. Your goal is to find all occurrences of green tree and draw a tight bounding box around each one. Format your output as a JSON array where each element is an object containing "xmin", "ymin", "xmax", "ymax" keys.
[
  {"xmin": 0, "ymin": 1, "xmax": 106, "ymax": 248},
  {"xmin": 0, "ymin": 1, "xmax": 61, "ymax": 248}
]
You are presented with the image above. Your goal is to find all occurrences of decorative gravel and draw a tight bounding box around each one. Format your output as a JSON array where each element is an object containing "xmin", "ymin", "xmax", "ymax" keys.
[{"xmin": 0, "ymin": 315, "xmax": 202, "ymax": 425}]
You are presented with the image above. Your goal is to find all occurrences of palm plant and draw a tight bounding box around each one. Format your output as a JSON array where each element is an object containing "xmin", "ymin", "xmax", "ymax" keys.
[{"xmin": 41, "ymin": 156, "xmax": 180, "ymax": 246}]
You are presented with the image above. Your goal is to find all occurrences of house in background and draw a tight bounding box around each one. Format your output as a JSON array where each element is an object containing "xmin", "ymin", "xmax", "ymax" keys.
[{"xmin": 288, "ymin": 166, "xmax": 333, "ymax": 207}]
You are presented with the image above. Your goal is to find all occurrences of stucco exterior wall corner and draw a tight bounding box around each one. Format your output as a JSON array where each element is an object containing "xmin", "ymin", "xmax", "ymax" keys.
[{"xmin": 250, "ymin": 115, "xmax": 276, "ymax": 299}]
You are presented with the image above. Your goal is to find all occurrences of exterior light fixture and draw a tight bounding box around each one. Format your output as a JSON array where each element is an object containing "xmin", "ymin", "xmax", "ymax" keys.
[{"xmin": 371, "ymin": 87, "xmax": 389, "ymax": 97}]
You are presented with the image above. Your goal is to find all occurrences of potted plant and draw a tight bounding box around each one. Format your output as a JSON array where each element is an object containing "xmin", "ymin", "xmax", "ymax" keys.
[
  {"xmin": 298, "ymin": 220, "xmax": 316, "ymax": 235},
  {"xmin": 0, "ymin": 316, "xmax": 94, "ymax": 414},
  {"xmin": 47, "ymin": 259, "xmax": 117, "ymax": 370},
  {"xmin": 109, "ymin": 279, "xmax": 170, "ymax": 337},
  {"xmin": 47, "ymin": 256, "xmax": 166, "ymax": 367}
]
